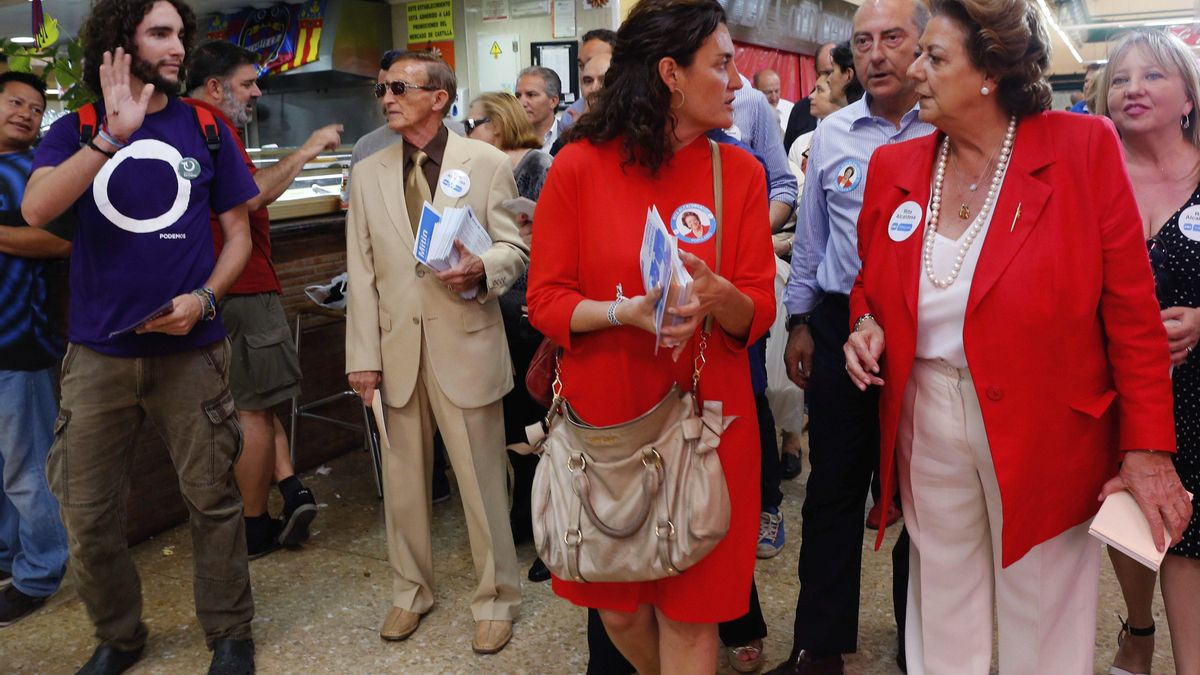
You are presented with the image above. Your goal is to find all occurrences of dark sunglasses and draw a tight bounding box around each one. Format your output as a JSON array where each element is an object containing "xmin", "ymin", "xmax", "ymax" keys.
[
  {"xmin": 464, "ymin": 117, "xmax": 491, "ymax": 134},
  {"xmin": 374, "ymin": 80, "xmax": 439, "ymax": 98}
]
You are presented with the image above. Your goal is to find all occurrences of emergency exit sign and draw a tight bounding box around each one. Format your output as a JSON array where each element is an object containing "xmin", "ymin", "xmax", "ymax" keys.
[{"xmin": 407, "ymin": 0, "xmax": 454, "ymax": 42}]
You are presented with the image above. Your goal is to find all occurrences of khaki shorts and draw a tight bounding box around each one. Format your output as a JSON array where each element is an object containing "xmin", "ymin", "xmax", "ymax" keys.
[{"xmin": 220, "ymin": 293, "xmax": 302, "ymax": 410}]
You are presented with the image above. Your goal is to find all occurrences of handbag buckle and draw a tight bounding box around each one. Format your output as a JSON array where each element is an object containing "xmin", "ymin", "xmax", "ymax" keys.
[
  {"xmin": 655, "ymin": 520, "xmax": 676, "ymax": 539},
  {"xmin": 641, "ymin": 447, "xmax": 663, "ymax": 469},
  {"xmin": 563, "ymin": 529, "xmax": 583, "ymax": 545},
  {"xmin": 567, "ymin": 453, "xmax": 587, "ymax": 472}
]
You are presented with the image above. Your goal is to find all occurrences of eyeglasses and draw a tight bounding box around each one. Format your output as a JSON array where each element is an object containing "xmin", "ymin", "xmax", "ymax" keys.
[
  {"xmin": 464, "ymin": 117, "xmax": 491, "ymax": 134},
  {"xmin": 374, "ymin": 80, "xmax": 439, "ymax": 98}
]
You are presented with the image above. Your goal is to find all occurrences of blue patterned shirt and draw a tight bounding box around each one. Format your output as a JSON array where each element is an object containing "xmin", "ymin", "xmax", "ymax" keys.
[{"xmin": 0, "ymin": 149, "xmax": 65, "ymax": 370}]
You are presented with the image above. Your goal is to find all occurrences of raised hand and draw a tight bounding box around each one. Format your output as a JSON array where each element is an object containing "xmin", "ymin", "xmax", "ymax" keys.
[
  {"xmin": 302, "ymin": 124, "xmax": 344, "ymax": 159},
  {"xmin": 99, "ymin": 47, "xmax": 155, "ymax": 141}
]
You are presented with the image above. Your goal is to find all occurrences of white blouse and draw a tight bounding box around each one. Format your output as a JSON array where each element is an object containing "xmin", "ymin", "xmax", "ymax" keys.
[{"xmin": 915, "ymin": 171, "xmax": 1010, "ymax": 368}]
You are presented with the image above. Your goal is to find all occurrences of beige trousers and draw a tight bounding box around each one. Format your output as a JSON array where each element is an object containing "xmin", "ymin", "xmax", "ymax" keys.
[
  {"xmin": 380, "ymin": 336, "xmax": 521, "ymax": 621},
  {"xmin": 898, "ymin": 359, "xmax": 1100, "ymax": 675}
]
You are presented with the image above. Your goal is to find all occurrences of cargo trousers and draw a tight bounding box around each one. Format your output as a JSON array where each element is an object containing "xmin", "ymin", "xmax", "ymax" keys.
[{"xmin": 48, "ymin": 340, "xmax": 254, "ymax": 650}]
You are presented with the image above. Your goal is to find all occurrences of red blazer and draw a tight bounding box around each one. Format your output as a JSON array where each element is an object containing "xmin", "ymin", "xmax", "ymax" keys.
[{"xmin": 850, "ymin": 111, "xmax": 1176, "ymax": 566}]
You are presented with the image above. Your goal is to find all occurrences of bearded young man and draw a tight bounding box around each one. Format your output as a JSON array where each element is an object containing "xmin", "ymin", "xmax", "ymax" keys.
[{"xmin": 22, "ymin": 1, "xmax": 258, "ymax": 673}]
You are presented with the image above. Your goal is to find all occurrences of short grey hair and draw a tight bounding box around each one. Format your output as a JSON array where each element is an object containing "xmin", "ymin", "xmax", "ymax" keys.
[
  {"xmin": 518, "ymin": 66, "xmax": 562, "ymax": 100},
  {"xmin": 856, "ymin": 0, "xmax": 930, "ymax": 37}
]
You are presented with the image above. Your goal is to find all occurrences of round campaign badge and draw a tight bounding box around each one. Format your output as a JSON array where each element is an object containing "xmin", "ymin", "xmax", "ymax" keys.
[
  {"xmin": 93, "ymin": 139, "xmax": 191, "ymax": 234},
  {"xmin": 177, "ymin": 157, "xmax": 201, "ymax": 180},
  {"xmin": 671, "ymin": 203, "xmax": 717, "ymax": 244},
  {"xmin": 439, "ymin": 169, "xmax": 471, "ymax": 199},
  {"xmin": 833, "ymin": 159, "xmax": 864, "ymax": 193},
  {"xmin": 888, "ymin": 201, "xmax": 923, "ymax": 242},
  {"xmin": 1179, "ymin": 205, "xmax": 1200, "ymax": 242}
]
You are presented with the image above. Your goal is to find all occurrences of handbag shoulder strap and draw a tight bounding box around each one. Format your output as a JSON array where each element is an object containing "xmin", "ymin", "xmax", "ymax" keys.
[{"xmin": 692, "ymin": 139, "xmax": 724, "ymax": 396}]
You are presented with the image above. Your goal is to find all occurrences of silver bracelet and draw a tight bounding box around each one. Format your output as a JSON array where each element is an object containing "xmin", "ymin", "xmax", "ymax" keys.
[
  {"xmin": 607, "ymin": 283, "xmax": 625, "ymax": 326},
  {"xmin": 853, "ymin": 313, "xmax": 876, "ymax": 333}
]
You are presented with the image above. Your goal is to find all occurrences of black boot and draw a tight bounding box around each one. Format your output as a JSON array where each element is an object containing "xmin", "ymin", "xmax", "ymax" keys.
[{"xmin": 208, "ymin": 638, "xmax": 255, "ymax": 675}]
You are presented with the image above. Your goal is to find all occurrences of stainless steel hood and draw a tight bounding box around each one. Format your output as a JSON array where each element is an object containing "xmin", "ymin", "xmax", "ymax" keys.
[{"xmin": 256, "ymin": 0, "xmax": 392, "ymax": 92}]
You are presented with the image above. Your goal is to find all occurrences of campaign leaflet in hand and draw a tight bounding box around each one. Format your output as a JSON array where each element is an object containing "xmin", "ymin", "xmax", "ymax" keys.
[
  {"xmin": 412, "ymin": 202, "xmax": 493, "ymax": 299},
  {"xmin": 639, "ymin": 206, "xmax": 693, "ymax": 352},
  {"xmin": 107, "ymin": 299, "xmax": 176, "ymax": 338}
]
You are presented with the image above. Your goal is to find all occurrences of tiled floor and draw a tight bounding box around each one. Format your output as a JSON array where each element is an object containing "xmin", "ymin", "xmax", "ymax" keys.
[{"xmin": 1, "ymin": 440, "xmax": 1178, "ymax": 674}]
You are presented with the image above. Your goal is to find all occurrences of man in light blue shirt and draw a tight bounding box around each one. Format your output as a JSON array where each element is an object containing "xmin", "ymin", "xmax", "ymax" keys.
[
  {"xmin": 729, "ymin": 76, "xmax": 796, "ymax": 230},
  {"xmin": 732, "ymin": 74, "xmax": 798, "ymax": 231},
  {"xmin": 771, "ymin": 1, "xmax": 933, "ymax": 673}
]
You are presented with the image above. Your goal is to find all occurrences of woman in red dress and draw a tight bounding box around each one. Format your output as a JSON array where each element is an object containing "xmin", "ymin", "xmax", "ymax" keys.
[{"xmin": 525, "ymin": 0, "xmax": 775, "ymax": 671}]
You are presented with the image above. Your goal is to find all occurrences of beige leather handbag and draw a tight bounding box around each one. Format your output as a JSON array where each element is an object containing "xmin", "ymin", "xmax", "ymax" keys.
[{"xmin": 522, "ymin": 140, "xmax": 734, "ymax": 583}]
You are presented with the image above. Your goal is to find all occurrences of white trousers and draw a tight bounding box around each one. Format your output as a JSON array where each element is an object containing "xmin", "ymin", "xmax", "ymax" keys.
[{"xmin": 898, "ymin": 359, "xmax": 1100, "ymax": 675}]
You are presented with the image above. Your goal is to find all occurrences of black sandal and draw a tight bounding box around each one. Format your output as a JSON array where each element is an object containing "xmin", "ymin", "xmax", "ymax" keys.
[{"xmin": 1110, "ymin": 614, "xmax": 1155, "ymax": 675}]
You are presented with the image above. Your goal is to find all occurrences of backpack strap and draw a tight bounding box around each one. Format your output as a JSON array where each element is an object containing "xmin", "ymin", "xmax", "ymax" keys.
[
  {"xmin": 79, "ymin": 99, "xmax": 224, "ymax": 157},
  {"xmin": 77, "ymin": 103, "xmax": 99, "ymax": 148},
  {"xmin": 187, "ymin": 102, "xmax": 222, "ymax": 155}
]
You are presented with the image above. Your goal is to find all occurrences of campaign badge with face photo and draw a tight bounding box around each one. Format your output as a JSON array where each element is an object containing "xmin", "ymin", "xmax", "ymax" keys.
[
  {"xmin": 833, "ymin": 159, "xmax": 864, "ymax": 193},
  {"xmin": 439, "ymin": 169, "xmax": 471, "ymax": 199},
  {"xmin": 671, "ymin": 203, "xmax": 717, "ymax": 244},
  {"xmin": 1179, "ymin": 205, "xmax": 1200, "ymax": 242}
]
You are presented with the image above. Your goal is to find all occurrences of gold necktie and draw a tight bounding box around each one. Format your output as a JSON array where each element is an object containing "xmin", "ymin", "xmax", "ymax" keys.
[{"xmin": 405, "ymin": 150, "xmax": 432, "ymax": 234}]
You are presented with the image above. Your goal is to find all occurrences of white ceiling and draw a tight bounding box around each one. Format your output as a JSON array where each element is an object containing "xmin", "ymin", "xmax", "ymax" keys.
[
  {"xmin": 5, "ymin": 0, "xmax": 1199, "ymax": 78},
  {"xmin": 839, "ymin": 0, "xmax": 1199, "ymax": 75}
]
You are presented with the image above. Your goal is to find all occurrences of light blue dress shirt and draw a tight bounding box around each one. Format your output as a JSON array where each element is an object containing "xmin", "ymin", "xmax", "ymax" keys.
[
  {"xmin": 733, "ymin": 75, "xmax": 798, "ymax": 208},
  {"xmin": 783, "ymin": 95, "xmax": 935, "ymax": 316}
]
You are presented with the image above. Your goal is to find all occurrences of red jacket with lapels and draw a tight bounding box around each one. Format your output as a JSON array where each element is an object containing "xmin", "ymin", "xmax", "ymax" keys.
[{"xmin": 850, "ymin": 111, "xmax": 1176, "ymax": 566}]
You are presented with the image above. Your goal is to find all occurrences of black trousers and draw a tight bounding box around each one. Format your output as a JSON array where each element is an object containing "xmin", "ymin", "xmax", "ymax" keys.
[{"xmin": 790, "ymin": 293, "xmax": 908, "ymax": 657}]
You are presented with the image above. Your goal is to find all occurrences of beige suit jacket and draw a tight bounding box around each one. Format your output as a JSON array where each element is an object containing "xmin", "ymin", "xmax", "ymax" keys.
[{"xmin": 345, "ymin": 131, "xmax": 529, "ymax": 410}]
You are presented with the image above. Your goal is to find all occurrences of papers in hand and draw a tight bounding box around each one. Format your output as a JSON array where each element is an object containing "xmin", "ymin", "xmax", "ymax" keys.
[
  {"xmin": 639, "ymin": 206, "xmax": 693, "ymax": 352},
  {"xmin": 501, "ymin": 197, "xmax": 537, "ymax": 219},
  {"xmin": 1089, "ymin": 488, "xmax": 1193, "ymax": 570},
  {"xmin": 370, "ymin": 395, "xmax": 390, "ymax": 450},
  {"xmin": 412, "ymin": 202, "xmax": 493, "ymax": 299},
  {"xmin": 108, "ymin": 299, "xmax": 176, "ymax": 338}
]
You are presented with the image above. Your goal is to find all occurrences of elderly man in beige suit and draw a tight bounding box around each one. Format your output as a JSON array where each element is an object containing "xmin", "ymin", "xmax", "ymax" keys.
[{"xmin": 345, "ymin": 51, "xmax": 528, "ymax": 655}]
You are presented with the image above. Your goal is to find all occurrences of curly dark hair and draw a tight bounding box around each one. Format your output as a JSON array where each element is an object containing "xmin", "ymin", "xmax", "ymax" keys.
[
  {"xmin": 567, "ymin": 0, "xmax": 725, "ymax": 176},
  {"xmin": 81, "ymin": 0, "xmax": 197, "ymax": 96},
  {"xmin": 931, "ymin": 0, "xmax": 1052, "ymax": 118}
]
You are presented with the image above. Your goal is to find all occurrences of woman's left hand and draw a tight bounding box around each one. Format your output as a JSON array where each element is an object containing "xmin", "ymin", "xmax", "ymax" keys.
[
  {"xmin": 1161, "ymin": 306, "xmax": 1200, "ymax": 365},
  {"xmin": 677, "ymin": 251, "xmax": 731, "ymax": 316},
  {"xmin": 1099, "ymin": 450, "xmax": 1194, "ymax": 552},
  {"xmin": 657, "ymin": 252, "xmax": 733, "ymax": 362}
]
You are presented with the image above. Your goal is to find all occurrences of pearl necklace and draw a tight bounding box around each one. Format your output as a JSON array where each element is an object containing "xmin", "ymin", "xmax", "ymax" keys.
[{"xmin": 923, "ymin": 116, "xmax": 1017, "ymax": 288}]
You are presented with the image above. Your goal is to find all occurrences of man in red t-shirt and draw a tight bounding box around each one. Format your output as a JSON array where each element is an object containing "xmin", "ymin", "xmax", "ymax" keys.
[{"xmin": 186, "ymin": 40, "xmax": 342, "ymax": 559}]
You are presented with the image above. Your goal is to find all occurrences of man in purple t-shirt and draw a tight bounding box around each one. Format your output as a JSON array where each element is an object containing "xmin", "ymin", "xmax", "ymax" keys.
[{"xmin": 22, "ymin": 1, "xmax": 257, "ymax": 673}]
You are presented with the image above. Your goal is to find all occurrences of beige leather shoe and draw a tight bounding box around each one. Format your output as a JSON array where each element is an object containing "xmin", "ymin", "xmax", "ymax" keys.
[
  {"xmin": 380, "ymin": 607, "xmax": 422, "ymax": 641},
  {"xmin": 471, "ymin": 619, "xmax": 513, "ymax": 654}
]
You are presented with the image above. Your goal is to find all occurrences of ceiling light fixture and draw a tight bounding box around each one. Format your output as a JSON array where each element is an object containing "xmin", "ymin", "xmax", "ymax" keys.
[
  {"xmin": 1035, "ymin": 0, "xmax": 1084, "ymax": 64},
  {"xmin": 1061, "ymin": 18, "xmax": 1194, "ymax": 31},
  {"xmin": 11, "ymin": 36, "xmax": 36, "ymax": 44}
]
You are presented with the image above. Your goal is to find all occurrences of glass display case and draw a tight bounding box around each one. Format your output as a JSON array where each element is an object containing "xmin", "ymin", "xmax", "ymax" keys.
[{"xmin": 250, "ymin": 145, "xmax": 352, "ymax": 221}]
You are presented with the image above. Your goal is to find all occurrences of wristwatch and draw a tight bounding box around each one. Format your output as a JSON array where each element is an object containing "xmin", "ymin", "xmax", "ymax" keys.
[{"xmin": 785, "ymin": 312, "xmax": 813, "ymax": 332}]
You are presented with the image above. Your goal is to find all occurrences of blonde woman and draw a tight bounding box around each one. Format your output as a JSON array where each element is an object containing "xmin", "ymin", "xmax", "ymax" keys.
[{"xmin": 1097, "ymin": 29, "xmax": 1200, "ymax": 675}]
